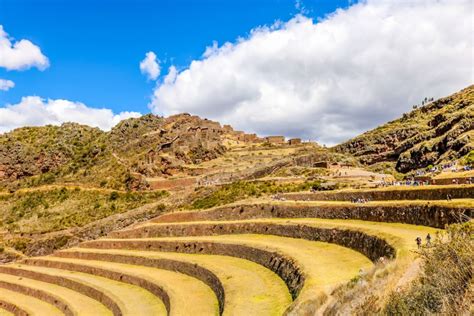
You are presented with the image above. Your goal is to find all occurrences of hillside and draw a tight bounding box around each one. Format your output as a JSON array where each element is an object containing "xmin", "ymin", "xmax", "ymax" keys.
[
  {"xmin": 0, "ymin": 114, "xmax": 228, "ymax": 191},
  {"xmin": 335, "ymin": 85, "xmax": 473, "ymax": 173},
  {"xmin": 0, "ymin": 94, "xmax": 472, "ymax": 315}
]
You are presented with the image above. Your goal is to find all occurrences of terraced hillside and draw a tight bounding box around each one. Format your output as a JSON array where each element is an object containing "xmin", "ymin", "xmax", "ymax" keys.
[
  {"xmin": 0, "ymin": 184, "xmax": 472, "ymax": 315},
  {"xmin": 335, "ymin": 85, "xmax": 473, "ymax": 173},
  {"xmin": 0, "ymin": 114, "xmax": 230, "ymax": 191}
]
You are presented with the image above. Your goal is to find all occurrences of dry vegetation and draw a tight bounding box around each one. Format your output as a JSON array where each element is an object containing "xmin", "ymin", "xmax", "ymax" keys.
[
  {"xmin": 336, "ymin": 85, "xmax": 473, "ymax": 173},
  {"xmin": 188, "ymin": 179, "xmax": 326, "ymax": 209},
  {"xmin": 0, "ymin": 187, "xmax": 167, "ymax": 234},
  {"xmin": 384, "ymin": 222, "xmax": 473, "ymax": 315},
  {"xmin": 0, "ymin": 86, "xmax": 472, "ymax": 315}
]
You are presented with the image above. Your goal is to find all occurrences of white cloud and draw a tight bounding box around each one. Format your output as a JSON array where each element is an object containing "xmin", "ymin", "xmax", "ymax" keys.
[
  {"xmin": 0, "ymin": 96, "xmax": 141, "ymax": 133},
  {"xmin": 140, "ymin": 51, "xmax": 160, "ymax": 80},
  {"xmin": 0, "ymin": 79, "xmax": 15, "ymax": 91},
  {"xmin": 150, "ymin": 0, "xmax": 473, "ymax": 145},
  {"xmin": 0, "ymin": 25, "xmax": 49, "ymax": 71},
  {"xmin": 295, "ymin": 0, "xmax": 309, "ymax": 15}
]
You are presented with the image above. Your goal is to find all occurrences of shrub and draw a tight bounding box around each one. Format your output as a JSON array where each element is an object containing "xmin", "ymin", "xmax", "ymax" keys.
[
  {"xmin": 384, "ymin": 222, "xmax": 473, "ymax": 315},
  {"xmin": 463, "ymin": 150, "xmax": 474, "ymax": 166},
  {"xmin": 109, "ymin": 191, "xmax": 119, "ymax": 201}
]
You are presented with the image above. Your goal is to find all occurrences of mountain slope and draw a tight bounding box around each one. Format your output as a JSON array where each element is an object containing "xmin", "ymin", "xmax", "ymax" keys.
[
  {"xmin": 335, "ymin": 85, "xmax": 473, "ymax": 172},
  {"xmin": 0, "ymin": 114, "xmax": 228, "ymax": 191}
]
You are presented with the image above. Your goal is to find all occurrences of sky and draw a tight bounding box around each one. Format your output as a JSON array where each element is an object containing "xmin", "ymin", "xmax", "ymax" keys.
[{"xmin": 0, "ymin": 0, "xmax": 472, "ymax": 145}]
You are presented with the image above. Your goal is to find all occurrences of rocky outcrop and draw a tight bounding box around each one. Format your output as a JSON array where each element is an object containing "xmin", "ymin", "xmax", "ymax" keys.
[{"xmin": 0, "ymin": 123, "xmax": 103, "ymax": 183}]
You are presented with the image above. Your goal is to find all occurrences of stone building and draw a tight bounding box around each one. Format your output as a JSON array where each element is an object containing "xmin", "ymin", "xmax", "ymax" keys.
[
  {"xmin": 265, "ymin": 136, "xmax": 285, "ymax": 144},
  {"xmin": 288, "ymin": 138, "xmax": 302, "ymax": 145},
  {"xmin": 223, "ymin": 124, "xmax": 233, "ymax": 132}
]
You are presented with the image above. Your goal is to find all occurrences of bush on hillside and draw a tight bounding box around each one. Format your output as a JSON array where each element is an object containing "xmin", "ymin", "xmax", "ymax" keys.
[
  {"xmin": 384, "ymin": 222, "xmax": 473, "ymax": 315},
  {"xmin": 463, "ymin": 150, "xmax": 474, "ymax": 167}
]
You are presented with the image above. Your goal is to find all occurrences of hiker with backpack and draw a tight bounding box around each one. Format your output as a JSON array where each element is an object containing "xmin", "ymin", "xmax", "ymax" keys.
[{"xmin": 415, "ymin": 236, "xmax": 422, "ymax": 249}]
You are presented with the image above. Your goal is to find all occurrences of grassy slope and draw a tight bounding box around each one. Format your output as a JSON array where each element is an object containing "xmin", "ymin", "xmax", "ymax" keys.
[
  {"xmin": 0, "ymin": 187, "xmax": 167, "ymax": 234},
  {"xmin": 0, "ymin": 287, "xmax": 63, "ymax": 315},
  {"xmin": 189, "ymin": 180, "xmax": 324, "ymax": 209},
  {"xmin": 335, "ymin": 85, "xmax": 473, "ymax": 172},
  {"xmin": 8, "ymin": 264, "xmax": 168, "ymax": 316},
  {"xmin": 384, "ymin": 222, "xmax": 473, "ymax": 315},
  {"xmin": 0, "ymin": 273, "xmax": 112, "ymax": 315},
  {"xmin": 55, "ymin": 249, "xmax": 292, "ymax": 315},
  {"xmin": 106, "ymin": 235, "xmax": 373, "ymax": 303}
]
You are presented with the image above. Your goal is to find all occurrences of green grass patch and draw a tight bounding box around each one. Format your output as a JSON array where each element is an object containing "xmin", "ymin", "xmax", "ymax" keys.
[
  {"xmin": 0, "ymin": 187, "xmax": 168, "ymax": 234},
  {"xmin": 190, "ymin": 180, "xmax": 324, "ymax": 209}
]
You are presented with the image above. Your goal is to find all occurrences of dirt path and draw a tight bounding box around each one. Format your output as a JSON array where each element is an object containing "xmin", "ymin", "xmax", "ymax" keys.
[{"xmin": 396, "ymin": 258, "xmax": 422, "ymax": 290}]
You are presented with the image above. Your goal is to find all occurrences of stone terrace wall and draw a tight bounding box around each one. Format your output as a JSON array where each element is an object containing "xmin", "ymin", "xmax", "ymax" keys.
[
  {"xmin": 52, "ymin": 252, "xmax": 225, "ymax": 315},
  {"xmin": 81, "ymin": 239, "xmax": 305, "ymax": 301},
  {"xmin": 155, "ymin": 203, "xmax": 472, "ymax": 228},
  {"xmin": 279, "ymin": 185, "xmax": 474, "ymax": 201},
  {"xmin": 0, "ymin": 274, "xmax": 76, "ymax": 316},
  {"xmin": 147, "ymin": 177, "xmax": 196, "ymax": 190},
  {"xmin": 0, "ymin": 299, "xmax": 28, "ymax": 316},
  {"xmin": 112, "ymin": 222, "xmax": 396, "ymax": 261},
  {"xmin": 0, "ymin": 265, "xmax": 122, "ymax": 315}
]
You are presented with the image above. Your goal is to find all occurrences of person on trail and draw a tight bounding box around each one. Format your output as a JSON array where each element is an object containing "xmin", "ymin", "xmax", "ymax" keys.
[
  {"xmin": 416, "ymin": 237, "xmax": 422, "ymax": 249},
  {"xmin": 426, "ymin": 233, "xmax": 431, "ymax": 247},
  {"xmin": 446, "ymin": 194, "xmax": 452, "ymax": 201}
]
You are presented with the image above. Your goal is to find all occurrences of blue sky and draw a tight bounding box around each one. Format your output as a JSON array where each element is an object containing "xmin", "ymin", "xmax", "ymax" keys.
[
  {"xmin": 0, "ymin": 0, "xmax": 350, "ymax": 114},
  {"xmin": 0, "ymin": 0, "xmax": 471, "ymax": 144}
]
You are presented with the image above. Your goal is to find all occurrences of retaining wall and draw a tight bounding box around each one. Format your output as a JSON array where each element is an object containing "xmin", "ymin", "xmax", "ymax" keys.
[
  {"xmin": 279, "ymin": 185, "xmax": 474, "ymax": 201},
  {"xmin": 112, "ymin": 222, "xmax": 396, "ymax": 261},
  {"xmin": 49, "ymin": 252, "xmax": 225, "ymax": 315},
  {"xmin": 0, "ymin": 300, "xmax": 28, "ymax": 316},
  {"xmin": 0, "ymin": 266, "xmax": 120, "ymax": 316},
  {"xmin": 155, "ymin": 203, "xmax": 472, "ymax": 228},
  {"xmin": 0, "ymin": 280, "xmax": 73, "ymax": 316},
  {"xmin": 80, "ymin": 239, "xmax": 305, "ymax": 300}
]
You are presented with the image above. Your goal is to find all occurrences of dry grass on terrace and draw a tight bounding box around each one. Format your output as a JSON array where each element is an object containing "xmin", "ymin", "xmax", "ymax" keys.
[
  {"xmin": 58, "ymin": 248, "xmax": 292, "ymax": 316},
  {"xmin": 0, "ymin": 287, "xmax": 63, "ymax": 315},
  {"xmin": 5, "ymin": 263, "xmax": 168, "ymax": 316},
  {"xmin": 103, "ymin": 234, "xmax": 373, "ymax": 308},
  {"xmin": 231, "ymin": 197, "xmax": 474, "ymax": 208},
  {"xmin": 0, "ymin": 272, "xmax": 112, "ymax": 315},
  {"xmin": 26, "ymin": 257, "xmax": 217, "ymax": 315}
]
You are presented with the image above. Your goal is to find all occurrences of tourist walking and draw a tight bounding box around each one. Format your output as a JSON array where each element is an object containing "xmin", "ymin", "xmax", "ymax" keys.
[
  {"xmin": 426, "ymin": 233, "xmax": 431, "ymax": 247},
  {"xmin": 415, "ymin": 237, "xmax": 422, "ymax": 249}
]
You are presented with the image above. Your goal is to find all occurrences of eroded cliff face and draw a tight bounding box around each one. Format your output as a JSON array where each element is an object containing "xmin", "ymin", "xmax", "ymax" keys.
[{"xmin": 335, "ymin": 85, "xmax": 473, "ymax": 172}]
